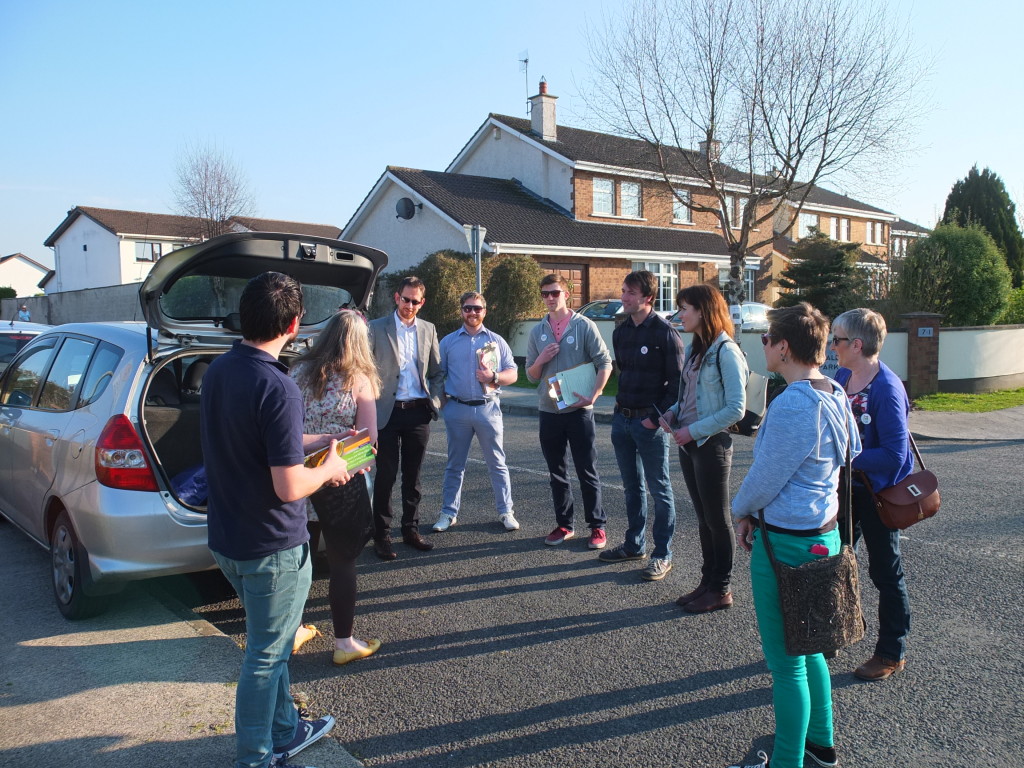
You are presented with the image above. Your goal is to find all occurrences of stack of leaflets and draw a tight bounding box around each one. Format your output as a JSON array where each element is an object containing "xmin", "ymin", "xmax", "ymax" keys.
[
  {"xmin": 548, "ymin": 362, "xmax": 597, "ymax": 410},
  {"xmin": 303, "ymin": 427, "xmax": 375, "ymax": 473},
  {"xmin": 477, "ymin": 340, "xmax": 500, "ymax": 389}
]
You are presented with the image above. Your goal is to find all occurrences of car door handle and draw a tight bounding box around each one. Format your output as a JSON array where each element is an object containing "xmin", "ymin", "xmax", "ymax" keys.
[{"xmin": 46, "ymin": 429, "xmax": 61, "ymax": 445}]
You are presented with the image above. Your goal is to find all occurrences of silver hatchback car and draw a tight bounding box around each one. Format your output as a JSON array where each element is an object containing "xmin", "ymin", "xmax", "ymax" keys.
[{"xmin": 0, "ymin": 233, "xmax": 386, "ymax": 618}]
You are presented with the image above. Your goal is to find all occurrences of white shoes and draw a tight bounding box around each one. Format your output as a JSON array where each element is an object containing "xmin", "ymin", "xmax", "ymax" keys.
[
  {"xmin": 432, "ymin": 514, "xmax": 456, "ymax": 532},
  {"xmin": 500, "ymin": 512, "xmax": 520, "ymax": 531}
]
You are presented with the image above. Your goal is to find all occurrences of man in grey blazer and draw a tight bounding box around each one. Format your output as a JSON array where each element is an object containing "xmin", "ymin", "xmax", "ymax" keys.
[{"xmin": 368, "ymin": 276, "xmax": 444, "ymax": 559}]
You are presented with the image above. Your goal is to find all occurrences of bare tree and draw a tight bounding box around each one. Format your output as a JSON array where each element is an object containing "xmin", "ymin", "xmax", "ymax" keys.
[
  {"xmin": 173, "ymin": 142, "xmax": 257, "ymax": 240},
  {"xmin": 583, "ymin": 0, "xmax": 925, "ymax": 308}
]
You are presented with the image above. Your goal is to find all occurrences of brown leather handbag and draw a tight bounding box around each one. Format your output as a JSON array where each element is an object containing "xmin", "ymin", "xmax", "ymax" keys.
[{"xmin": 862, "ymin": 434, "xmax": 940, "ymax": 530}]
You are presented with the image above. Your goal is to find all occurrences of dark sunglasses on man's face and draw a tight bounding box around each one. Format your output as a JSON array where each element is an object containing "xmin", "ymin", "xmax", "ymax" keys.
[
  {"xmin": 761, "ymin": 333, "xmax": 774, "ymax": 346},
  {"xmin": 398, "ymin": 295, "xmax": 423, "ymax": 306},
  {"xmin": 462, "ymin": 305, "xmax": 485, "ymax": 313},
  {"xmin": 540, "ymin": 289, "xmax": 563, "ymax": 298}
]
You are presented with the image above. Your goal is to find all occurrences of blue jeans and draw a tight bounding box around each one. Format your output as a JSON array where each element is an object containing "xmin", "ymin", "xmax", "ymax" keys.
[
  {"xmin": 540, "ymin": 409, "xmax": 605, "ymax": 530},
  {"xmin": 850, "ymin": 484, "xmax": 911, "ymax": 661},
  {"xmin": 441, "ymin": 400, "xmax": 513, "ymax": 517},
  {"xmin": 213, "ymin": 543, "xmax": 312, "ymax": 768},
  {"xmin": 611, "ymin": 412, "xmax": 676, "ymax": 559}
]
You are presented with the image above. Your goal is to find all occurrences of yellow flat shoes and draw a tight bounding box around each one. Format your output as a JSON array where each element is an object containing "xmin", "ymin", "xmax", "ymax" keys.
[
  {"xmin": 332, "ymin": 638, "xmax": 382, "ymax": 666},
  {"xmin": 292, "ymin": 624, "xmax": 322, "ymax": 654}
]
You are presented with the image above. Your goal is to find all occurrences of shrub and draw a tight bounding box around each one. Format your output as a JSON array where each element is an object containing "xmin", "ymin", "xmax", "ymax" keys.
[
  {"xmin": 894, "ymin": 223, "xmax": 1011, "ymax": 326},
  {"xmin": 482, "ymin": 255, "xmax": 545, "ymax": 340},
  {"xmin": 997, "ymin": 288, "xmax": 1024, "ymax": 325}
]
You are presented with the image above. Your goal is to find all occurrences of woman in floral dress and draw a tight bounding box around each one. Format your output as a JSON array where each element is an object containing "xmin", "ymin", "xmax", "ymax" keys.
[{"xmin": 290, "ymin": 310, "xmax": 382, "ymax": 665}]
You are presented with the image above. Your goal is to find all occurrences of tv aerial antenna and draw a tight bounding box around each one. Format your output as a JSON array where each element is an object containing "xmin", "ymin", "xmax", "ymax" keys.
[{"xmin": 519, "ymin": 50, "xmax": 530, "ymax": 114}]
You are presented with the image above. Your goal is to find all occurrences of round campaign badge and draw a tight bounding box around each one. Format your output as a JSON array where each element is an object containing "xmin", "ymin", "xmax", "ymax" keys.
[
  {"xmin": 566, "ymin": 336, "xmax": 574, "ymax": 345},
  {"xmin": 861, "ymin": 413, "xmax": 872, "ymax": 425},
  {"xmin": 541, "ymin": 334, "xmax": 548, "ymax": 341},
  {"xmin": 641, "ymin": 345, "xmax": 649, "ymax": 355}
]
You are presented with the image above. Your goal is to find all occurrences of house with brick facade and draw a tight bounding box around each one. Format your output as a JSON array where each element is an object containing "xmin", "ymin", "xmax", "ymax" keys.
[
  {"xmin": 43, "ymin": 206, "xmax": 341, "ymax": 293},
  {"xmin": 343, "ymin": 81, "xmax": 925, "ymax": 311}
]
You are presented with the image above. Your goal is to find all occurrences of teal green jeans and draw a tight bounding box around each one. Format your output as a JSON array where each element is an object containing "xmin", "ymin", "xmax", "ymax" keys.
[{"xmin": 750, "ymin": 527, "xmax": 839, "ymax": 768}]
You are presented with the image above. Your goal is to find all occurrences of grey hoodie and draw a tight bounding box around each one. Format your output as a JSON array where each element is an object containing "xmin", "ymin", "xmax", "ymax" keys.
[
  {"xmin": 525, "ymin": 312, "xmax": 612, "ymax": 414},
  {"xmin": 732, "ymin": 379, "xmax": 862, "ymax": 530}
]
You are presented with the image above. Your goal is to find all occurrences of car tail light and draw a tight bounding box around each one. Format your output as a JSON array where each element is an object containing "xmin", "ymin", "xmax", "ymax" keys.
[{"xmin": 95, "ymin": 414, "xmax": 159, "ymax": 491}]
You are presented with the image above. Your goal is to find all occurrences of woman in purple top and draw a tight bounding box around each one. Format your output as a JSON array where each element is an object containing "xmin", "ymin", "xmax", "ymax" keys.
[{"xmin": 832, "ymin": 308, "xmax": 914, "ymax": 682}]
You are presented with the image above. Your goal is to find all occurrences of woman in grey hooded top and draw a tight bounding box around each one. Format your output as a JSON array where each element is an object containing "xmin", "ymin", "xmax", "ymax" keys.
[{"xmin": 727, "ymin": 303, "xmax": 861, "ymax": 768}]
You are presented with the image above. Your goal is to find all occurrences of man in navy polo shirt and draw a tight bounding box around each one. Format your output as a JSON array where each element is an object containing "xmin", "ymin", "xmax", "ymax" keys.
[{"xmin": 201, "ymin": 272, "xmax": 351, "ymax": 768}]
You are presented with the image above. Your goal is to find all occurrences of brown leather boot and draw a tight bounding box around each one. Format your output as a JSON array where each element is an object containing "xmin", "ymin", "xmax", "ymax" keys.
[
  {"xmin": 683, "ymin": 590, "xmax": 733, "ymax": 613},
  {"xmin": 854, "ymin": 654, "xmax": 905, "ymax": 680},
  {"xmin": 675, "ymin": 582, "xmax": 709, "ymax": 607}
]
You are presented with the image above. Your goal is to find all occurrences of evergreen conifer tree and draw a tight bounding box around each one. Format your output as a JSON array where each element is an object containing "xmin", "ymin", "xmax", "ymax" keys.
[
  {"xmin": 942, "ymin": 166, "xmax": 1024, "ymax": 287},
  {"xmin": 776, "ymin": 230, "xmax": 870, "ymax": 319}
]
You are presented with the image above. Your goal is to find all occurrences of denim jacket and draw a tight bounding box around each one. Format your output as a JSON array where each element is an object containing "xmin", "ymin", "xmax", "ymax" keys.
[{"xmin": 669, "ymin": 332, "xmax": 748, "ymax": 446}]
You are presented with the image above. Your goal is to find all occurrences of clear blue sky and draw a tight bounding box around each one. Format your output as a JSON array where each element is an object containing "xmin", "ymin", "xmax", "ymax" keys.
[{"xmin": 2, "ymin": 0, "xmax": 1021, "ymax": 270}]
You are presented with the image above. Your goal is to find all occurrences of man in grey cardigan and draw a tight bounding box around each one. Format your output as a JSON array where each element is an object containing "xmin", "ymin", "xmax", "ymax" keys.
[
  {"xmin": 368, "ymin": 276, "xmax": 444, "ymax": 559},
  {"xmin": 525, "ymin": 274, "xmax": 613, "ymax": 550}
]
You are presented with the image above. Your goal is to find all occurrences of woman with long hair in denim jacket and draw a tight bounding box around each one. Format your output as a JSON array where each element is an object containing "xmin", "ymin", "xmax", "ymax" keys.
[{"xmin": 661, "ymin": 284, "xmax": 747, "ymax": 613}]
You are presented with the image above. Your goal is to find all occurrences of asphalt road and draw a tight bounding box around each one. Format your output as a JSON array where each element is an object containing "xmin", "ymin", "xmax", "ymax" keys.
[{"xmin": 169, "ymin": 414, "xmax": 1024, "ymax": 767}]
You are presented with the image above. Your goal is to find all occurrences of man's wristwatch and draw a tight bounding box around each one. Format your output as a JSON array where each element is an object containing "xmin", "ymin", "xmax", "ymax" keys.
[{"xmin": 491, "ymin": 371, "xmax": 498, "ymax": 385}]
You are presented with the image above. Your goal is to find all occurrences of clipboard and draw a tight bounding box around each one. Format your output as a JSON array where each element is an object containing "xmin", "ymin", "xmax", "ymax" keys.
[{"xmin": 547, "ymin": 362, "xmax": 597, "ymax": 410}]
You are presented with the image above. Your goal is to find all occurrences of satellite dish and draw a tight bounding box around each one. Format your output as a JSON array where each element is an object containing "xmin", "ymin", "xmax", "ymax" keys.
[{"xmin": 396, "ymin": 197, "xmax": 421, "ymax": 220}]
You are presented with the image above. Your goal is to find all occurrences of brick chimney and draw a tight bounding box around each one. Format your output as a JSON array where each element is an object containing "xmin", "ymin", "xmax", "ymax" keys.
[
  {"xmin": 699, "ymin": 138, "xmax": 722, "ymax": 163},
  {"xmin": 529, "ymin": 77, "xmax": 558, "ymax": 141}
]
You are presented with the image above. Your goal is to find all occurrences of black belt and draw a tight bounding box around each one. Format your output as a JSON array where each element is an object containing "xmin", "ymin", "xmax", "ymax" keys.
[
  {"xmin": 451, "ymin": 397, "xmax": 490, "ymax": 406},
  {"xmin": 759, "ymin": 515, "xmax": 838, "ymax": 537},
  {"xmin": 394, "ymin": 398, "xmax": 429, "ymax": 410},
  {"xmin": 615, "ymin": 405, "xmax": 650, "ymax": 419}
]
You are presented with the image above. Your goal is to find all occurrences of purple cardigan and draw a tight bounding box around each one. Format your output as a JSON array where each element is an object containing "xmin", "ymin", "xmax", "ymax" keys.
[{"xmin": 834, "ymin": 362, "xmax": 914, "ymax": 492}]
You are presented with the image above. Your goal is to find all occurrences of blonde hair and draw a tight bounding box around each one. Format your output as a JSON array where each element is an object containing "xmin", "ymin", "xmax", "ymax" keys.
[{"xmin": 292, "ymin": 310, "xmax": 380, "ymax": 401}]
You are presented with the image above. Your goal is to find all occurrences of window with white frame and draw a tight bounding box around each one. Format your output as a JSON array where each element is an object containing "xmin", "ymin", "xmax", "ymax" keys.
[
  {"xmin": 840, "ymin": 218, "xmax": 851, "ymax": 241},
  {"xmin": 673, "ymin": 189, "xmax": 692, "ymax": 223},
  {"xmin": 867, "ymin": 221, "xmax": 885, "ymax": 245},
  {"xmin": 632, "ymin": 261, "xmax": 678, "ymax": 313},
  {"xmin": 798, "ymin": 212, "xmax": 819, "ymax": 239},
  {"xmin": 830, "ymin": 217, "xmax": 839, "ymax": 239},
  {"xmin": 620, "ymin": 181, "xmax": 641, "ymax": 218},
  {"xmin": 736, "ymin": 196, "xmax": 747, "ymax": 229},
  {"xmin": 135, "ymin": 242, "xmax": 162, "ymax": 262},
  {"xmin": 593, "ymin": 178, "xmax": 614, "ymax": 215},
  {"xmin": 718, "ymin": 267, "xmax": 758, "ymax": 302},
  {"xmin": 723, "ymin": 195, "xmax": 736, "ymax": 228}
]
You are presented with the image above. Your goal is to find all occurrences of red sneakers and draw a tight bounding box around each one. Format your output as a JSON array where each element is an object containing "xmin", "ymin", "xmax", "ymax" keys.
[
  {"xmin": 544, "ymin": 526, "xmax": 574, "ymax": 545},
  {"xmin": 588, "ymin": 528, "xmax": 607, "ymax": 549}
]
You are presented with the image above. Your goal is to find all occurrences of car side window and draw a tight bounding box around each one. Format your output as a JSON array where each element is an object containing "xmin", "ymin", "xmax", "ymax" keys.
[
  {"xmin": 38, "ymin": 337, "xmax": 97, "ymax": 411},
  {"xmin": 1, "ymin": 338, "xmax": 58, "ymax": 407},
  {"xmin": 79, "ymin": 342, "xmax": 125, "ymax": 407}
]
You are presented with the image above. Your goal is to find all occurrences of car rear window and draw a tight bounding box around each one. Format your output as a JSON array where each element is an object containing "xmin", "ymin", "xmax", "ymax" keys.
[
  {"xmin": 0, "ymin": 333, "xmax": 38, "ymax": 368},
  {"xmin": 160, "ymin": 276, "xmax": 356, "ymax": 326}
]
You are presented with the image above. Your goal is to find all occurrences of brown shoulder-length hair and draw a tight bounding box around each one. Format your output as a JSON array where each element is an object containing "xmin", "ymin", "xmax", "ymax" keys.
[
  {"xmin": 676, "ymin": 284, "xmax": 734, "ymax": 355},
  {"xmin": 292, "ymin": 310, "xmax": 381, "ymax": 401},
  {"xmin": 766, "ymin": 302, "xmax": 830, "ymax": 366}
]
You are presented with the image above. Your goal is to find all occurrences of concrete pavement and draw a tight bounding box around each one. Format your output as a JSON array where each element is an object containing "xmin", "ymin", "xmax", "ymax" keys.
[{"xmin": 0, "ymin": 388, "xmax": 1019, "ymax": 767}]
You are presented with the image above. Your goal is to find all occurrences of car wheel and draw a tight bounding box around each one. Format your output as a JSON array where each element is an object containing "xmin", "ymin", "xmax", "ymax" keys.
[{"xmin": 51, "ymin": 510, "xmax": 103, "ymax": 620}]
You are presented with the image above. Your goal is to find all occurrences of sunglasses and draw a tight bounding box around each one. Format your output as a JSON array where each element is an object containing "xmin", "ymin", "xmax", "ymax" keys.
[
  {"xmin": 540, "ymin": 289, "xmax": 563, "ymax": 298},
  {"xmin": 462, "ymin": 305, "xmax": 485, "ymax": 313},
  {"xmin": 398, "ymin": 295, "xmax": 423, "ymax": 306},
  {"xmin": 830, "ymin": 336, "xmax": 851, "ymax": 346},
  {"xmin": 761, "ymin": 333, "xmax": 774, "ymax": 346}
]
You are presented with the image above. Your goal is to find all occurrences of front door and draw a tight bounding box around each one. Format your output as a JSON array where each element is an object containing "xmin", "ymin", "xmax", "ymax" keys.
[{"xmin": 539, "ymin": 263, "xmax": 586, "ymax": 309}]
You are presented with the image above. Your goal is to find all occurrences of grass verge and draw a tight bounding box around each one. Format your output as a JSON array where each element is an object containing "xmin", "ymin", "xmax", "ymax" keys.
[{"xmin": 914, "ymin": 388, "xmax": 1024, "ymax": 413}]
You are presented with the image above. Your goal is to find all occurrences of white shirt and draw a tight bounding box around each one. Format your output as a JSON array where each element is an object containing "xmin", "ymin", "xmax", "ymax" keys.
[{"xmin": 393, "ymin": 312, "xmax": 429, "ymax": 401}]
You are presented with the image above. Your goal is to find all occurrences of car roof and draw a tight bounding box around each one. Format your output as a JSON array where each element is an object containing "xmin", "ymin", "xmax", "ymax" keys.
[{"xmin": 1, "ymin": 321, "xmax": 51, "ymax": 334}]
